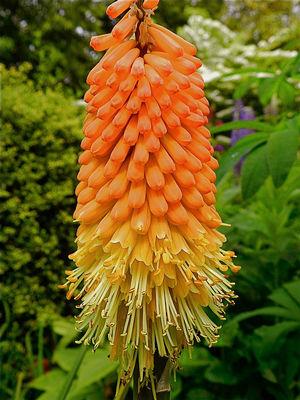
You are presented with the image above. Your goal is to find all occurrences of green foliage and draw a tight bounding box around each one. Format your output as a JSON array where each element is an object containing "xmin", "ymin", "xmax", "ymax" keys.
[
  {"xmin": 0, "ymin": 64, "xmax": 83, "ymax": 396},
  {"xmin": 223, "ymin": 0, "xmax": 300, "ymax": 41},
  {"xmin": 172, "ymin": 280, "xmax": 300, "ymax": 400},
  {"xmin": 211, "ymin": 50, "xmax": 300, "ymax": 198},
  {"xmin": 0, "ymin": 0, "xmax": 107, "ymax": 94},
  {"xmin": 0, "ymin": 0, "xmax": 207, "ymax": 94},
  {"xmin": 267, "ymin": 124, "xmax": 299, "ymax": 187},
  {"xmin": 25, "ymin": 319, "xmax": 118, "ymax": 400},
  {"xmin": 214, "ymin": 115, "xmax": 299, "ymax": 198},
  {"xmin": 216, "ymin": 131, "xmax": 270, "ymax": 181}
]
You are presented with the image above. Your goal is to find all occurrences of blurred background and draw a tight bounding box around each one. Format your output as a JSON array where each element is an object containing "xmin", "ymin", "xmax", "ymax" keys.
[{"xmin": 1, "ymin": 1, "xmax": 300, "ymax": 399}]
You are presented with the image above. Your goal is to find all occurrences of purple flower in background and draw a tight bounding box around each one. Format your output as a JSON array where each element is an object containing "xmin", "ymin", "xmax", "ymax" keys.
[
  {"xmin": 214, "ymin": 144, "xmax": 225, "ymax": 152},
  {"xmin": 231, "ymin": 100, "xmax": 255, "ymax": 145},
  {"xmin": 231, "ymin": 100, "xmax": 255, "ymax": 173}
]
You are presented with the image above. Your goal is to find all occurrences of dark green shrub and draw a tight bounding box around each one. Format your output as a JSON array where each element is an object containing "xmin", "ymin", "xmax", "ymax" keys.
[
  {"xmin": 0, "ymin": 63, "xmax": 83, "ymax": 395},
  {"xmin": 0, "ymin": 0, "xmax": 106, "ymax": 94}
]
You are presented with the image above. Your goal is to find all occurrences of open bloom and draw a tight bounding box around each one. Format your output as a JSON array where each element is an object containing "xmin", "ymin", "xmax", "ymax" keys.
[{"xmin": 63, "ymin": 0, "xmax": 239, "ymax": 392}]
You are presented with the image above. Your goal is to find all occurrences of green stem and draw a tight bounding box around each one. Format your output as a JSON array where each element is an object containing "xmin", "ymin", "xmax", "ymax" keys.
[
  {"xmin": 25, "ymin": 332, "xmax": 36, "ymax": 378},
  {"xmin": 0, "ymin": 300, "xmax": 10, "ymax": 339},
  {"xmin": 57, "ymin": 346, "xmax": 87, "ymax": 400},
  {"xmin": 37, "ymin": 324, "xmax": 44, "ymax": 376},
  {"xmin": 14, "ymin": 372, "xmax": 24, "ymax": 400}
]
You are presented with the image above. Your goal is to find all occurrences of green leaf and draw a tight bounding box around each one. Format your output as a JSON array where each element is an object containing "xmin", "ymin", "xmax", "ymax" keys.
[
  {"xmin": 267, "ymin": 128, "xmax": 299, "ymax": 187},
  {"xmin": 186, "ymin": 389, "xmax": 214, "ymax": 400},
  {"xmin": 284, "ymin": 280, "xmax": 300, "ymax": 307},
  {"xmin": 261, "ymin": 369, "xmax": 277, "ymax": 384},
  {"xmin": 278, "ymin": 80, "xmax": 296, "ymax": 106},
  {"xmin": 37, "ymin": 392, "xmax": 62, "ymax": 400},
  {"xmin": 233, "ymin": 78, "xmax": 253, "ymax": 100},
  {"xmin": 69, "ymin": 384, "xmax": 104, "ymax": 400},
  {"xmin": 74, "ymin": 347, "xmax": 118, "ymax": 392},
  {"xmin": 269, "ymin": 286, "xmax": 300, "ymax": 318},
  {"xmin": 217, "ymin": 132, "xmax": 269, "ymax": 181},
  {"xmin": 53, "ymin": 348, "xmax": 80, "ymax": 372},
  {"xmin": 204, "ymin": 362, "xmax": 238, "ymax": 385},
  {"xmin": 258, "ymin": 77, "xmax": 279, "ymax": 106},
  {"xmin": 241, "ymin": 145, "xmax": 269, "ymax": 199},
  {"xmin": 29, "ymin": 369, "xmax": 66, "ymax": 391},
  {"xmin": 30, "ymin": 347, "xmax": 118, "ymax": 400},
  {"xmin": 179, "ymin": 347, "xmax": 215, "ymax": 372},
  {"xmin": 170, "ymin": 376, "xmax": 182, "ymax": 399},
  {"xmin": 253, "ymin": 321, "xmax": 300, "ymax": 358},
  {"xmin": 213, "ymin": 321, "xmax": 239, "ymax": 347},
  {"xmin": 52, "ymin": 319, "xmax": 76, "ymax": 338},
  {"xmin": 211, "ymin": 120, "xmax": 272, "ymax": 135},
  {"xmin": 230, "ymin": 306, "xmax": 297, "ymax": 324}
]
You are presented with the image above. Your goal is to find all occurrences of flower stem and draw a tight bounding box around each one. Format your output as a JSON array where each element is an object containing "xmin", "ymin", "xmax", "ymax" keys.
[{"xmin": 133, "ymin": 354, "xmax": 171, "ymax": 400}]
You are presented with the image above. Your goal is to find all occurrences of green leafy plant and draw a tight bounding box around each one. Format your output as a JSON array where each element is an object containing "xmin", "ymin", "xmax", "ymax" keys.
[
  {"xmin": 25, "ymin": 318, "xmax": 118, "ymax": 400},
  {"xmin": 0, "ymin": 64, "xmax": 83, "ymax": 396},
  {"xmin": 213, "ymin": 115, "xmax": 299, "ymax": 198}
]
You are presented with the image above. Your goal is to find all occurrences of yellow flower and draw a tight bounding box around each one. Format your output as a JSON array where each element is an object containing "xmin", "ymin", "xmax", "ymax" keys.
[{"xmin": 62, "ymin": 0, "xmax": 239, "ymax": 392}]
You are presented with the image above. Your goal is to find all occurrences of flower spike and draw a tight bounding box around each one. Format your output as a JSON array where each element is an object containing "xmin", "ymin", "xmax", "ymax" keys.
[{"xmin": 63, "ymin": 0, "xmax": 239, "ymax": 396}]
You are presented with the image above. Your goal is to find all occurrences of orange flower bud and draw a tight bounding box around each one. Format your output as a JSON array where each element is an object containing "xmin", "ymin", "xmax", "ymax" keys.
[
  {"xmin": 143, "ymin": 0, "xmax": 159, "ymax": 9},
  {"xmin": 107, "ymin": 0, "xmax": 136, "ymax": 19},
  {"xmin": 90, "ymin": 34, "xmax": 119, "ymax": 52}
]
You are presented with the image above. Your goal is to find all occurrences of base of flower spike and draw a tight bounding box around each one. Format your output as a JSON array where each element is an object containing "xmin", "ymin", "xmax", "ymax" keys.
[{"xmin": 66, "ymin": 218, "xmax": 236, "ymax": 387}]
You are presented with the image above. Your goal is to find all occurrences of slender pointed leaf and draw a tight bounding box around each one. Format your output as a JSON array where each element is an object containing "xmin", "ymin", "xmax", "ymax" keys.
[
  {"xmin": 75, "ymin": 347, "xmax": 118, "ymax": 392},
  {"xmin": 267, "ymin": 128, "xmax": 299, "ymax": 187},
  {"xmin": 29, "ymin": 369, "xmax": 66, "ymax": 391},
  {"xmin": 211, "ymin": 120, "xmax": 272, "ymax": 134},
  {"xmin": 241, "ymin": 145, "xmax": 269, "ymax": 199},
  {"xmin": 231, "ymin": 306, "xmax": 297, "ymax": 323},
  {"xmin": 258, "ymin": 77, "xmax": 280, "ymax": 105},
  {"xmin": 284, "ymin": 280, "xmax": 300, "ymax": 307},
  {"xmin": 278, "ymin": 80, "xmax": 296, "ymax": 106},
  {"xmin": 217, "ymin": 132, "xmax": 269, "ymax": 181},
  {"xmin": 269, "ymin": 286, "xmax": 300, "ymax": 317}
]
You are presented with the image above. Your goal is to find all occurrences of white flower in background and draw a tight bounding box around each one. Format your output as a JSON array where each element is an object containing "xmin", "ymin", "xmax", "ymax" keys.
[{"xmin": 180, "ymin": 15, "xmax": 297, "ymax": 84}]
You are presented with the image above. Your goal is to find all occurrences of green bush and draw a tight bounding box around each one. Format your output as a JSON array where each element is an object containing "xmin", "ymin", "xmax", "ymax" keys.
[
  {"xmin": 0, "ymin": 0, "xmax": 106, "ymax": 94},
  {"xmin": 0, "ymin": 64, "xmax": 83, "ymax": 395}
]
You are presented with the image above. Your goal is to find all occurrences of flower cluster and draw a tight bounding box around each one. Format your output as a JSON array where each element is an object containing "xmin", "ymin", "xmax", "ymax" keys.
[{"xmin": 62, "ymin": 0, "xmax": 239, "ymax": 391}]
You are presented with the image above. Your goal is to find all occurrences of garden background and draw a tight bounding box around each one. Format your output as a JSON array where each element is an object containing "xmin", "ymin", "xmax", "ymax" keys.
[{"xmin": 1, "ymin": 0, "xmax": 300, "ymax": 399}]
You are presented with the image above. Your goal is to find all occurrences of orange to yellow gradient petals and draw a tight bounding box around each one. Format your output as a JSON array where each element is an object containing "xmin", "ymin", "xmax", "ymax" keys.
[{"xmin": 63, "ymin": 0, "xmax": 240, "ymax": 392}]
